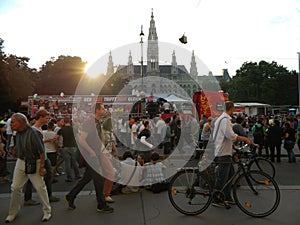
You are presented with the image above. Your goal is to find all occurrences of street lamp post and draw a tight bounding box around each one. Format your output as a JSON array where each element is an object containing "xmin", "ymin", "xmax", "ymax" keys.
[
  {"xmin": 111, "ymin": 83, "xmax": 114, "ymax": 95},
  {"xmin": 140, "ymin": 25, "xmax": 144, "ymax": 91}
]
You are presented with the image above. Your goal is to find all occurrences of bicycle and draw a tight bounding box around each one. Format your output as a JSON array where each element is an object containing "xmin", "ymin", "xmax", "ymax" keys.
[
  {"xmin": 244, "ymin": 145, "xmax": 276, "ymax": 179},
  {"xmin": 168, "ymin": 144, "xmax": 281, "ymax": 218},
  {"xmin": 195, "ymin": 144, "xmax": 275, "ymax": 179}
]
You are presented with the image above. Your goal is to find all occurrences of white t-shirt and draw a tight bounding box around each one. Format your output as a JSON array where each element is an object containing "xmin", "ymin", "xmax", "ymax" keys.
[
  {"xmin": 120, "ymin": 158, "xmax": 142, "ymax": 186},
  {"xmin": 6, "ymin": 118, "xmax": 12, "ymax": 135},
  {"xmin": 156, "ymin": 119, "xmax": 165, "ymax": 135},
  {"xmin": 131, "ymin": 123, "xmax": 138, "ymax": 145},
  {"xmin": 43, "ymin": 130, "xmax": 57, "ymax": 153},
  {"xmin": 213, "ymin": 113, "xmax": 238, "ymax": 157},
  {"xmin": 54, "ymin": 126, "xmax": 63, "ymax": 147}
]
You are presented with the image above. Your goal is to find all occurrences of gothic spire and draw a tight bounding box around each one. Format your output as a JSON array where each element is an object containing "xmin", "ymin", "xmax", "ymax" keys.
[
  {"xmin": 106, "ymin": 51, "xmax": 114, "ymax": 76},
  {"xmin": 127, "ymin": 51, "xmax": 134, "ymax": 77},
  {"xmin": 147, "ymin": 8, "xmax": 159, "ymax": 75},
  {"xmin": 190, "ymin": 50, "xmax": 198, "ymax": 77},
  {"xmin": 171, "ymin": 50, "xmax": 178, "ymax": 74},
  {"xmin": 148, "ymin": 8, "xmax": 158, "ymax": 41}
]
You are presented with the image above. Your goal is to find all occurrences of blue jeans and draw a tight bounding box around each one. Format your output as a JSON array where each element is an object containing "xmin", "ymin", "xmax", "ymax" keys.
[
  {"xmin": 213, "ymin": 155, "xmax": 234, "ymax": 199},
  {"xmin": 285, "ymin": 147, "xmax": 296, "ymax": 163},
  {"xmin": 61, "ymin": 147, "xmax": 80, "ymax": 180}
]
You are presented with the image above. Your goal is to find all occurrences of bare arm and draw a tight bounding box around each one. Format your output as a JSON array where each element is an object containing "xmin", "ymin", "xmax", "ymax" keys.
[
  {"xmin": 79, "ymin": 131, "xmax": 96, "ymax": 157},
  {"xmin": 204, "ymin": 124, "xmax": 211, "ymax": 132},
  {"xmin": 39, "ymin": 152, "xmax": 47, "ymax": 176},
  {"xmin": 236, "ymin": 136, "xmax": 255, "ymax": 146},
  {"xmin": 112, "ymin": 142, "xmax": 118, "ymax": 158},
  {"xmin": 140, "ymin": 136, "xmax": 154, "ymax": 149}
]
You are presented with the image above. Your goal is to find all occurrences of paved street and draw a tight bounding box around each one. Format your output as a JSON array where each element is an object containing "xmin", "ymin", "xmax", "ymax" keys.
[{"xmin": 1, "ymin": 153, "xmax": 300, "ymax": 225}]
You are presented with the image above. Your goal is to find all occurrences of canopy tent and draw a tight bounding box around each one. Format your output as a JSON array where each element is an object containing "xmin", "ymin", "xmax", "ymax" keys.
[
  {"xmin": 234, "ymin": 102, "xmax": 271, "ymax": 116},
  {"xmin": 164, "ymin": 94, "xmax": 189, "ymax": 102}
]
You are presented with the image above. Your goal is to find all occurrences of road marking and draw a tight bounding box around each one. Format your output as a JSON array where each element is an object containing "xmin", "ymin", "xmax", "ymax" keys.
[{"xmin": 1, "ymin": 186, "xmax": 300, "ymax": 199}]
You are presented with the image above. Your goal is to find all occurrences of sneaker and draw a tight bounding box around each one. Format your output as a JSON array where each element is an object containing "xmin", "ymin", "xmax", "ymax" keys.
[
  {"xmin": 49, "ymin": 196, "xmax": 60, "ymax": 202},
  {"xmin": 41, "ymin": 213, "xmax": 51, "ymax": 222},
  {"xmin": 96, "ymin": 205, "xmax": 114, "ymax": 213},
  {"xmin": 64, "ymin": 195, "xmax": 76, "ymax": 210},
  {"xmin": 212, "ymin": 201, "xmax": 225, "ymax": 208},
  {"xmin": 24, "ymin": 199, "xmax": 40, "ymax": 206},
  {"xmin": 5, "ymin": 214, "xmax": 16, "ymax": 223},
  {"xmin": 105, "ymin": 196, "xmax": 115, "ymax": 203},
  {"xmin": 225, "ymin": 198, "xmax": 236, "ymax": 205}
]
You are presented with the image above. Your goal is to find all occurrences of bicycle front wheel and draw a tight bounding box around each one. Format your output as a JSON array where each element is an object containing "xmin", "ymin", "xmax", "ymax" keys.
[
  {"xmin": 168, "ymin": 169, "xmax": 212, "ymax": 215},
  {"xmin": 248, "ymin": 157, "xmax": 275, "ymax": 179},
  {"xmin": 233, "ymin": 170, "xmax": 280, "ymax": 218}
]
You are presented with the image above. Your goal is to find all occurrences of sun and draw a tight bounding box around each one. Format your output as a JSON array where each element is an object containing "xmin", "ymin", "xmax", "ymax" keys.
[{"xmin": 84, "ymin": 62, "xmax": 98, "ymax": 78}]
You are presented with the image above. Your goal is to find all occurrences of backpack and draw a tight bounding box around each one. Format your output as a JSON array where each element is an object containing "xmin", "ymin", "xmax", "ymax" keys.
[{"xmin": 253, "ymin": 125, "xmax": 264, "ymax": 143}]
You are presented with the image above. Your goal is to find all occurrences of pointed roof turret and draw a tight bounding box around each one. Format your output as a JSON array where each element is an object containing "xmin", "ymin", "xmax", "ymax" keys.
[
  {"xmin": 128, "ymin": 51, "xmax": 133, "ymax": 65},
  {"xmin": 171, "ymin": 50, "xmax": 178, "ymax": 74},
  {"xmin": 222, "ymin": 69, "xmax": 231, "ymax": 81},
  {"xmin": 106, "ymin": 51, "xmax": 114, "ymax": 76},
  {"xmin": 190, "ymin": 50, "xmax": 198, "ymax": 77},
  {"xmin": 127, "ymin": 51, "xmax": 134, "ymax": 77},
  {"xmin": 148, "ymin": 8, "xmax": 158, "ymax": 41},
  {"xmin": 147, "ymin": 8, "xmax": 159, "ymax": 75}
]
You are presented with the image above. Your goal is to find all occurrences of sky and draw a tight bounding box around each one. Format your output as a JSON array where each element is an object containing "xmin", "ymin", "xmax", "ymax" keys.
[{"xmin": 0, "ymin": 0, "xmax": 299, "ymax": 76}]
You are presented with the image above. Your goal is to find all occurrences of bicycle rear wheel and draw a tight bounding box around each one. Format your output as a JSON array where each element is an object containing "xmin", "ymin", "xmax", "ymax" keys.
[
  {"xmin": 248, "ymin": 157, "xmax": 275, "ymax": 179},
  {"xmin": 233, "ymin": 170, "xmax": 280, "ymax": 218},
  {"xmin": 168, "ymin": 168, "xmax": 212, "ymax": 215}
]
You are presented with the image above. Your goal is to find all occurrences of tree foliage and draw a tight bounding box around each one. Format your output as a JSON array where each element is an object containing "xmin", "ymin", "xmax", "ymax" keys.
[
  {"xmin": 0, "ymin": 39, "xmax": 36, "ymax": 111},
  {"xmin": 0, "ymin": 38, "xmax": 87, "ymax": 114},
  {"xmin": 35, "ymin": 55, "xmax": 86, "ymax": 95},
  {"xmin": 221, "ymin": 61, "xmax": 298, "ymax": 105}
]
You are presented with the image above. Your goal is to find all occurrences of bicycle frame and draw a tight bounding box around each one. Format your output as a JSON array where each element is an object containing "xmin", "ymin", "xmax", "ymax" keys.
[
  {"xmin": 215, "ymin": 157, "xmax": 258, "ymax": 202},
  {"xmin": 183, "ymin": 147, "xmax": 257, "ymax": 196}
]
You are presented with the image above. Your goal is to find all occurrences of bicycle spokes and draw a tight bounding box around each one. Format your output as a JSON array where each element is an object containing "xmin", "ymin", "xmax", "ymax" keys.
[{"xmin": 168, "ymin": 169, "xmax": 213, "ymax": 215}]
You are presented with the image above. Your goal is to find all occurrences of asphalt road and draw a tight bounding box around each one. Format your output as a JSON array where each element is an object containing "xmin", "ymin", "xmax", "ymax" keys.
[{"xmin": 1, "ymin": 151, "xmax": 300, "ymax": 225}]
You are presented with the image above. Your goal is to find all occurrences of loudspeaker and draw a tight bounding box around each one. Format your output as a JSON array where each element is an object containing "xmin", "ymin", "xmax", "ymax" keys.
[{"xmin": 179, "ymin": 34, "xmax": 187, "ymax": 44}]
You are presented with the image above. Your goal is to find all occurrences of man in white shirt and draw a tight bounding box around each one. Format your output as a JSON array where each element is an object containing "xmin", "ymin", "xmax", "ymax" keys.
[
  {"xmin": 155, "ymin": 114, "xmax": 165, "ymax": 145},
  {"xmin": 119, "ymin": 151, "xmax": 141, "ymax": 194},
  {"xmin": 212, "ymin": 101, "xmax": 253, "ymax": 207},
  {"xmin": 5, "ymin": 117, "xmax": 15, "ymax": 153},
  {"xmin": 131, "ymin": 117, "xmax": 139, "ymax": 147}
]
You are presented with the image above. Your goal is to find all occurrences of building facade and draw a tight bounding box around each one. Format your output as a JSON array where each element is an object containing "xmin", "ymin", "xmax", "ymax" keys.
[{"xmin": 106, "ymin": 10, "xmax": 231, "ymax": 98}]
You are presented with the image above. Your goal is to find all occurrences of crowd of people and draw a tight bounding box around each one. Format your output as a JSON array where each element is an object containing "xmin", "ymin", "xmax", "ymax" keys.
[
  {"xmin": 0, "ymin": 104, "xmax": 177, "ymax": 222},
  {"xmin": 1, "ymin": 101, "xmax": 300, "ymax": 221},
  {"xmin": 198, "ymin": 111, "xmax": 300, "ymax": 163}
]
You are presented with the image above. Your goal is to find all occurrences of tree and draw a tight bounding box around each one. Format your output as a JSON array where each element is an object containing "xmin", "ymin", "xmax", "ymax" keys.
[
  {"xmin": 0, "ymin": 38, "xmax": 7, "ymax": 109},
  {"xmin": 221, "ymin": 61, "xmax": 298, "ymax": 105},
  {"xmin": 99, "ymin": 71, "xmax": 130, "ymax": 95},
  {"xmin": 36, "ymin": 55, "xmax": 86, "ymax": 95},
  {"xmin": 0, "ymin": 38, "xmax": 37, "ymax": 113}
]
